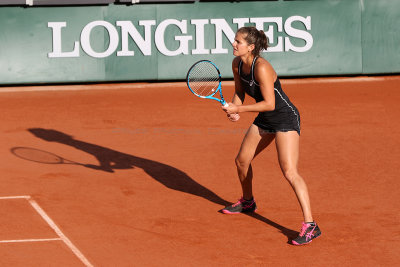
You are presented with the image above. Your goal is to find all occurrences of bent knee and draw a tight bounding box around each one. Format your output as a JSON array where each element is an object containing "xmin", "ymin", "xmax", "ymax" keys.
[
  {"xmin": 235, "ymin": 155, "xmax": 251, "ymax": 170},
  {"xmin": 282, "ymin": 168, "xmax": 300, "ymax": 183}
]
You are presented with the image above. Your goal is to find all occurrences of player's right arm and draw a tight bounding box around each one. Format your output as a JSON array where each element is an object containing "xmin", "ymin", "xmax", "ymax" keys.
[
  {"xmin": 231, "ymin": 56, "xmax": 245, "ymax": 106},
  {"xmin": 223, "ymin": 57, "xmax": 244, "ymax": 122}
]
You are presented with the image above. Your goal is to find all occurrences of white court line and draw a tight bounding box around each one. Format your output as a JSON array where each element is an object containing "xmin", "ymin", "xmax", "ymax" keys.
[
  {"xmin": 0, "ymin": 196, "xmax": 94, "ymax": 267},
  {"xmin": 0, "ymin": 195, "xmax": 30, "ymax": 200},
  {"xmin": 0, "ymin": 82, "xmax": 159, "ymax": 93},
  {"xmin": 0, "ymin": 75, "xmax": 399, "ymax": 93},
  {"xmin": 280, "ymin": 76, "xmax": 400, "ymax": 84},
  {"xmin": 0, "ymin": 238, "xmax": 62, "ymax": 243}
]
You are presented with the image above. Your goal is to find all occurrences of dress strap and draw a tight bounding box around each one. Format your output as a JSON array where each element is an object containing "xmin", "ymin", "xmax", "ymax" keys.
[
  {"xmin": 238, "ymin": 59, "xmax": 243, "ymax": 77},
  {"xmin": 250, "ymin": 56, "xmax": 258, "ymax": 84}
]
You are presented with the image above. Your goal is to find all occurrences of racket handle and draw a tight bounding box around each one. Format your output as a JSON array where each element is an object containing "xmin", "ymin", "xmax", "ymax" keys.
[{"xmin": 223, "ymin": 102, "xmax": 229, "ymax": 107}]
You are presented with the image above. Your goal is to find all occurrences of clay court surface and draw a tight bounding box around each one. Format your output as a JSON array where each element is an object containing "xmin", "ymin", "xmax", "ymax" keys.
[{"xmin": 0, "ymin": 76, "xmax": 399, "ymax": 266}]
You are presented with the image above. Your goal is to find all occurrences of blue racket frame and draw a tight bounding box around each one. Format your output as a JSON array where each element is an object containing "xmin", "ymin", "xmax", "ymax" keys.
[{"xmin": 186, "ymin": 60, "xmax": 227, "ymax": 106}]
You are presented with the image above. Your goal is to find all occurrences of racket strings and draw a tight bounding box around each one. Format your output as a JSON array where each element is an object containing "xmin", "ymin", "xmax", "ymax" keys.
[
  {"xmin": 188, "ymin": 62, "xmax": 220, "ymax": 97},
  {"xmin": 12, "ymin": 147, "xmax": 63, "ymax": 164}
]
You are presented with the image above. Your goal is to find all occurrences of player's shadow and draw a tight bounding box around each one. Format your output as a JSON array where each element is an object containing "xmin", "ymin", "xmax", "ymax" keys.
[{"xmin": 27, "ymin": 127, "xmax": 298, "ymax": 242}]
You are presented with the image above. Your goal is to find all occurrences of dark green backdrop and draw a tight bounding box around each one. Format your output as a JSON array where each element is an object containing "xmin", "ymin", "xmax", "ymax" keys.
[{"xmin": 0, "ymin": 0, "xmax": 398, "ymax": 84}]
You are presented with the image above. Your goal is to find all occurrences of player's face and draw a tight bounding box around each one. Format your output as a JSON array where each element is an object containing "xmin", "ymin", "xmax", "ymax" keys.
[{"xmin": 232, "ymin": 33, "xmax": 252, "ymax": 56}]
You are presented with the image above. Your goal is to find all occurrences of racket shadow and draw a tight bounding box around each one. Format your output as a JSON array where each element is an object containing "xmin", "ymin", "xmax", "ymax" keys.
[{"xmin": 25, "ymin": 128, "xmax": 297, "ymax": 241}]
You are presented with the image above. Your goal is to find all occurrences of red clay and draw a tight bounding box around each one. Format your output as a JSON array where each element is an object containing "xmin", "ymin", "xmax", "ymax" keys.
[{"xmin": 0, "ymin": 76, "xmax": 399, "ymax": 266}]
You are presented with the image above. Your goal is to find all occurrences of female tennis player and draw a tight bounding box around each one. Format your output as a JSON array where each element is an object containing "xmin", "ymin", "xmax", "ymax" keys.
[{"xmin": 221, "ymin": 27, "xmax": 321, "ymax": 245}]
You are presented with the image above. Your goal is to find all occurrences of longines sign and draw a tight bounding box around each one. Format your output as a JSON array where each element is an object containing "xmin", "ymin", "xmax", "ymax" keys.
[
  {"xmin": 1, "ymin": 0, "xmax": 365, "ymax": 84},
  {"xmin": 48, "ymin": 16, "xmax": 313, "ymax": 58}
]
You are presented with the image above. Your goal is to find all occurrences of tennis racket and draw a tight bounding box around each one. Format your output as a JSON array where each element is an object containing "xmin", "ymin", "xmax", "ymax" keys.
[
  {"xmin": 186, "ymin": 60, "xmax": 228, "ymax": 107},
  {"xmin": 186, "ymin": 60, "xmax": 240, "ymax": 121},
  {"xmin": 11, "ymin": 147, "xmax": 83, "ymax": 166}
]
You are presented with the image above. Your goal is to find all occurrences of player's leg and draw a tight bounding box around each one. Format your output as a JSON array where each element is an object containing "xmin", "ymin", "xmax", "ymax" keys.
[
  {"xmin": 222, "ymin": 124, "xmax": 274, "ymax": 214},
  {"xmin": 275, "ymin": 131, "xmax": 321, "ymax": 244},
  {"xmin": 236, "ymin": 125, "xmax": 275, "ymax": 200},
  {"xmin": 275, "ymin": 131, "xmax": 312, "ymax": 221}
]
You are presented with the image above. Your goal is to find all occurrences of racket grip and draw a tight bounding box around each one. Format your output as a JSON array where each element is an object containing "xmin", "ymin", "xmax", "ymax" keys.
[{"xmin": 223, "ymin": 102, "xmax": 229, "ymax": 107}]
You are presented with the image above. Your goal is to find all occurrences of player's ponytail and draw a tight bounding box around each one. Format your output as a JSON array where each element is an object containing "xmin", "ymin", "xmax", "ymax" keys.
[
  {"xmin": 255, "ymin": 30, "xmax": 268, "ymax": 56},
  {"xmin": 237, "ymin": 27, "xmax": 269, "ymax": 57}
]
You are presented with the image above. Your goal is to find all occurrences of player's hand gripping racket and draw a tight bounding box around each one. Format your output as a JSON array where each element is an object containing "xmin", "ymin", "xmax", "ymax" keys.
[{"xmin": 186, "ymin": 60, "xmax": 239, "ymax": 121}]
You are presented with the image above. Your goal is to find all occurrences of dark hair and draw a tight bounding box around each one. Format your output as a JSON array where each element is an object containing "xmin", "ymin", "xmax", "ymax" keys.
[{"xmin": 237, "ymin": 26, "xmax": 269, "ymax": 56}]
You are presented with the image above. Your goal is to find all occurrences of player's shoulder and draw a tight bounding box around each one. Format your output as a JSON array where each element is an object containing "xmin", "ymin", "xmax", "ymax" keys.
[
  {"xmin": 232, "ymin": 56, "xmax": 242, "ymax": 72},
  {"xmin": 255, "ymin": 57, "xmax": 275, "ymax": 72},
  {"xmin": 254, "ymin": 57, "xmax": 277, "ymax": 81},
  {"xmin": 232, "ymin": 56, "xmax": 241, "ymax": 67},
  {"xmin": 254, "ymin": 57, "xmax": 270, "ymax": 68}
]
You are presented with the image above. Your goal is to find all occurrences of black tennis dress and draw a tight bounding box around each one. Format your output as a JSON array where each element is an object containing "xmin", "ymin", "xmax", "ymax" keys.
[{"xmin": 238, "ymin": 57, "xmax": 301, "ymax": 135}]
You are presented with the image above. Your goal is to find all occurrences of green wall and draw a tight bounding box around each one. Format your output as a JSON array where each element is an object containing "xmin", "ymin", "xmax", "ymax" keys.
[
  {"xmin": 362, "ymin": 0, "xmax": 400, "ymax": 74},
  {"xmin": 0, "ymin": 0, "xmax": 398, "ymax": 85}
]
